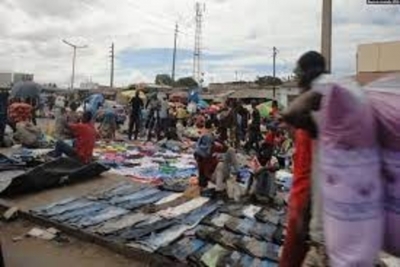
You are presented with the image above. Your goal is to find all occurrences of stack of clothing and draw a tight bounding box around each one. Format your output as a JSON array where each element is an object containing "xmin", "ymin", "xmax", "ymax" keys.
[{"xmin": 8, "ymin": 102, "xmax": 32, "ymax": 123}]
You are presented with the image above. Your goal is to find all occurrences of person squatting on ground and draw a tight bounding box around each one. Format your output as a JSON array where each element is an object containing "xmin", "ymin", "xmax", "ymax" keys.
[
  {"xmin": 50, "ymin": 111, "xmax": 96, "ymax": 164},
  {"xmin": 194, "ymin": 130, "xmax": 239, "ymax": 198},
  {"xmin": 248, "ymin": 142, "xmax": 280, "ymax": 203}
]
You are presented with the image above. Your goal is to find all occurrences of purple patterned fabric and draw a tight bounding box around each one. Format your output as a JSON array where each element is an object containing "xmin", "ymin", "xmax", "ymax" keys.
[
  {"xmin": 314, "ymin": 78, "xmax": 383, "ymax": 266},
  {"xmin": 366, "ymin": 77, "xmax": 400, "ymax": 257}
]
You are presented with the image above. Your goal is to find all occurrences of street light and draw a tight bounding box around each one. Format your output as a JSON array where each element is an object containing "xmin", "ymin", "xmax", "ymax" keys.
[{"xmin": 62, "ymin": 39, "xmax": 87, "ymax": 91}]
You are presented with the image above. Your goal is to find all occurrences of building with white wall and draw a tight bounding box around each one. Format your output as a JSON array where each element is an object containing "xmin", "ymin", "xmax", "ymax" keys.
[
  {"xmin": 356, "ymin": 40, "xmax": 400, "ymax": 85},
  {"xmin": 0, "ymin": 72, "xmax": 34, "ymax": 87}
]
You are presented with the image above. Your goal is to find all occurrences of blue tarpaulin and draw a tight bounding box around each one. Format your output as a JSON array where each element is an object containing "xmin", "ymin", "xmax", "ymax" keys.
[{"xmin": 84, "ymin": 94, "xmax": 105, "ymax": 117}]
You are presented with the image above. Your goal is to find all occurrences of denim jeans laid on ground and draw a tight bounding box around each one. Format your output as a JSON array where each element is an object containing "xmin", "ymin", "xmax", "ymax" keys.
[
  {"xmin": 51, "ymin": 202, "xmax": 109, "ymax": 223},
  {"xmin": 115, "ymin": 217, "xmax": 176, "ymax": 241},
  {"xmin": 200, "ymin": 244, "xmax": 230, "ymax": 267},
  {"xmin": 129, "ymin": 224, "xmax": 191, "ymax": 252},
  {"xmin": 159, "ymin": 237, "xmax": 206, "ymax": 262},
  {"xmin": 33, "ymin": 197, "xmax": 77, "ymax": 215},
  {"xmin": 36, "ymin": 198, "xmax": 93, "ymax": 217},
  {"xmin": 187, "ymin": 243, "xmax": 214, "ymax": 266},
  {"xmin": 72, "ymin": 206, "xmax": 129, "ymax": 228},
  {"xmin": 179, "ymin": 202, "xmax": 220, "ymax": 226},
  {"xmin": 95, "ymin": 183, "xmax": 146, "ymax": 201},
  {"xmin": 53, "ymin": 140, "xmax": 78, "ymax": 160},
  {"xmin": 237, "ymin": 236, "xmax": 280, "ymax": 262},
  {"xmin": 108, "ymin": 187, "xmax": 160, "ymax": 205},
  {"xmin": 93, "ymin": 212, "xmax": 150, "ymax": 235},
  {"xmin": 224, "ymin": 217, "xmax": 255, "ymax": 236},
  {"xmin": 254, "ymin": 208, "xmax": 284, "ymax": 226},
  {"xmin": 118, "ymin": 191, "xmax": 172, "ymax": 210}
]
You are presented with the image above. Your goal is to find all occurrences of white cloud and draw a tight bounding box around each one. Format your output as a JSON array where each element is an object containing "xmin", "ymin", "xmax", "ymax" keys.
[{"xmin": 0, "ymin": 0, "xmax": 399, "ymax": 87}]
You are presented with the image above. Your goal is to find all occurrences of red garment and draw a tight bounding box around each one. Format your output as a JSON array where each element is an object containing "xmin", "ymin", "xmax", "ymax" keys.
[
  {"xmin": 265, "ymin": 132, "xmax": 275, "ymax": 145},
  {"xmin": 279, "ymin": 129, "xmax": 312, "ymax": 267},
  {"xmin": 8, "ymin": 102, "xmax": 32, "ymax": 123},
  {"xmin": 69, "ymin": 123, "xmax": 97, "ymax": 164},
  {"xmin": 196, "ymin": 142, "xmax": 226, "ymax": 181}
]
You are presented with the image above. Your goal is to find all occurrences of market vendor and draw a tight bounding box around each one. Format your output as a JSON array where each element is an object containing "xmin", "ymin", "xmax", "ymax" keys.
[
  {"xmin": 248, "ymin": 142, "xmax": 280, "ymax": 202},
  {"xmin": 49, "ymin": 111, "xmax": 96, "ymax": 164},
  {"xmin": 194, "ymin": 131, "xmax": 239, "ymax": 198},
  {"xmin": 98, "ymin": 108, "xmax": 117, "ymax": 140}
]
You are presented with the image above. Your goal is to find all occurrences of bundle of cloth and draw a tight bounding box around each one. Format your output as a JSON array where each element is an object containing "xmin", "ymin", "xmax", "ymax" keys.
[
  {"xmin": 8, "ymin": 102, "xmax": 32, "ymax": 124},
  {"xmin": 365, "ymin": 75, "xmax": 400, "ymax": 257},
  {"xmin": 312, "ymin": 76, "xmax": 383, "ymax": 266}
]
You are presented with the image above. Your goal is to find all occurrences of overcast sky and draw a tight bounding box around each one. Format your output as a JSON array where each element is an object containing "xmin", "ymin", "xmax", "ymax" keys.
[{"xmin": 0, "ymin": 0, "xmax": 399, "ymax": 87}]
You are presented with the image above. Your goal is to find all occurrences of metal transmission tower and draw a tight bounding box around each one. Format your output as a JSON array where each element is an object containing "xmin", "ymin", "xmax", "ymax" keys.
[
  {"xmin": 172, "ymin": 23, "xmax": 178, "ymax": 82},
  {"xmin": 193, "ymin": 2, "xmax": 205, "ymax": 86},
  {"xmin": 110, "ymin": 43, "xmax": 115, "ymax": 89},
  {"xmin": 321, "ymin": 0, "xmax": 332, "ymax": 73},
  {"xmin": 62, "ymin": 39, "xmax": 87, "ymax": 91},
  {"xmin": 272, "ymin": 46, "xmax": 278, "ymax": 98}
]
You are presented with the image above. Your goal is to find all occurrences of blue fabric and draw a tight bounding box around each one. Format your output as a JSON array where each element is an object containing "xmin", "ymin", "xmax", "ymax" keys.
[
  {"xmin": 181, "ymin": 202, "xmax": 220, "ymax": 226},
  {"xmin": 51, "ymin": 202, "xmax": 108, "ymax": 223},
  {"xmin": 35, "ymin": 199, "xmax": 93, "ymax": 217},
  {"xmin": 160, "ymin": 237, "xmax": 206, "ymax": 262},
  {"xmin": 118, "ymin": 191, "xmax": 172, "ymax": 210},
  {"xmin": 194, "ymin": 134, "xmax": 214, "ymax": 158},
  {"xmin": 108, "ymin": 187, "xmax": 160, "ymax": 205},
  {"xmin": 84, "ymin": 94, "xmax": 104, "ymax": 117},
  {"xmin": 72, "ymin": 206, "xmax": 129, "ymax": 228}
]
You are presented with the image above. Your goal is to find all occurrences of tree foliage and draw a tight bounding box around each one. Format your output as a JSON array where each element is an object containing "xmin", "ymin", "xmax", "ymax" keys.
[
  {"xmin": 155, "ymin": 74, "xmax": 174, "ymax": 86},
  {"xmin": 255, "ymin": 76, "xmax": 283, "ymax": 86},
  {"xmin": 174, "ymin": 77, "xmax": 199, "ymax": 88}
]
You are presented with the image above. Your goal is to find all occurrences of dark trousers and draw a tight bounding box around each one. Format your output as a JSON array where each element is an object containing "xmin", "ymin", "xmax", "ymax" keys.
[
  {"xmin": 31, "ymin": 109, "xmax": 37, "ymax": 125},
  {"xmin": 128, "ymin": 114, "xmax": 141, "ymax": 140},
  {"xmin": 158, "ymin": 118, "xmax": 169, "ymax": 139},
  {"xmin": 246, "ymin": 128, "xmax": 261, "ymax": 152},
  {"xmin": 53, "ymin": 140, "xmax": 78, "ymax": 159},
  {"xmin": 218, "ymin": 127, "xmax": 228, "ymax": 142}
]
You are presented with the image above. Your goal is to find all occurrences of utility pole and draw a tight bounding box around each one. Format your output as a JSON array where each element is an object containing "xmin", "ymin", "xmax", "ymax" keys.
[
  {"xmin": 235, "ymin": 71, "xmax": 238, "ymax": 82},
  {"xmin": 172, "ymin": 23, "xmax": 178, "ymax": 82},
  {"xmin": 62, "ymin": 39, "xmax": 87, "ymax": 92},
  {"xmin": 321, "ymin": 0, "xmax": 332, "ymax": 73},
  {"xmin": 110, "ymin": 42, "xmax": 115, "ymax": 89},
  {"xmin": 272, "ymin": 46, "xmax": 278, "ymax": 98}
]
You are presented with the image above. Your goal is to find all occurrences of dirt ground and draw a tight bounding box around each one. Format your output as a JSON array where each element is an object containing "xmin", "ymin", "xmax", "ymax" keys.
[{"xmin": 0, "ymin": 219, "xmax": 145, "ymax": 267}]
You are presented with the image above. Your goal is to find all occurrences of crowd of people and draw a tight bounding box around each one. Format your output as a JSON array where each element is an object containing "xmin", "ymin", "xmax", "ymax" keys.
[{"xmin": 0, "ymin": 50, "xmax": 396, "ymax": 267}]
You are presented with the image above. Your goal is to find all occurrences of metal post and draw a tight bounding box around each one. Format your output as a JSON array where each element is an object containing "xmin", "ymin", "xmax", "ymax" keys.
[
  {"xmin": 71, "ymin": 47, "xmax": 76, "ymax": 91},
  {"xmin": 110, "ymin": 43, "xmax": 115, "ymax": 89},
  {"xmin": 272, "ymin": 46, "xmax": 277, "ymax": 98},
  {"xmin": 62, "ymin": 39, "xmax": 87, "ymax": 92},
  {"xmin": 321, "ymin": 0, "xmax": 332, "ymax": 73}
]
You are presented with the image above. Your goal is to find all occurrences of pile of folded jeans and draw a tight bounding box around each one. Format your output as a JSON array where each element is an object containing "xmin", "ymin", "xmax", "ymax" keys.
[{"xmin": 31, "ymin": 181, "xmax": 286, "ymax": 266}]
